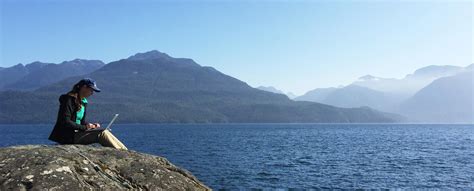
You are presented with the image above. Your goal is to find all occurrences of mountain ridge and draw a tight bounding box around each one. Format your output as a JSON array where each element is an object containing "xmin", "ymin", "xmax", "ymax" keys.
[
  {"xmin": 0, "ymin": 50, "xmax": 402, "ymax": 124},
  {"xmin": 0, "ymin": 59, "xmax": 104, "ymax": 91},
  {"xmin": 296, "ymin": 63, "xmax": 473, "ymax": 123}
]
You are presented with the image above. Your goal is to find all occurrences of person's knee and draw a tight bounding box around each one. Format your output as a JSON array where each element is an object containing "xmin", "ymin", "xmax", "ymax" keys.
[{"xmin": 99, "ymin": 129, "xmax": 110, "ymax": 138}]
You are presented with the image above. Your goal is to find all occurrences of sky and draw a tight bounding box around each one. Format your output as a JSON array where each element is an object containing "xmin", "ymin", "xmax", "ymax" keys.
[{"xmin": 0, "ymin": 0, "xmax": 472, "ymax": 95}]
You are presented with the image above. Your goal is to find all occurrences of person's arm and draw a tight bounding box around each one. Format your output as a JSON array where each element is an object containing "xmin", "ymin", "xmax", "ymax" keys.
[{"xmin": 58, "ymin": 97, "xmax": 87, "ymax": 131}]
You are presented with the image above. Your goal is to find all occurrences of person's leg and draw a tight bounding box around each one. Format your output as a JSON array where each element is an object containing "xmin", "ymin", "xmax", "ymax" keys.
[
  {"xmin": 74, "ymin": 129, "xmax": 128, "ymax": 150},
  {"xmin": 98, "ymin": 130, "xmax": 128, "ymax": 150},
  {"xmin": 73, "ymin": 129, "xmax": 103, "ymax": 145}
]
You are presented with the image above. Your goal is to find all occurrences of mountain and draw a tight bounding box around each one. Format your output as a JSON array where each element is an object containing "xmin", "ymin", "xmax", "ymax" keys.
[
  {"xmin": 257, "ymin": 86, "xmax": 285, "ymax": 94},
  {"xmin": 464, "ymin": 63, "xmax": 473, "ymax": 71},
  {"xmin": 296, "ymin": 85, "xmax": 402, "ymax": 112},
  {"xmin": 398, "ymin": 70, "xmax": 473, "ymax": 123},
  {"xmin": 294, "ymin": 87, "xmax": 337, "ymax": 102},
  {"xmin": 0, "ymin": 62, "xmax": 50, "ymax": 89},
  {"xmin": 320, "ymin": 85, "xmax": 403, "ymax": 111},
  {"xmin": 296, "ymin": 64, "xmax": 471, "ymax": 120},
  {"xmin": 0, "ymin": 64, "xmax": 29, "ymax": 88},
  {"xmin": 409, "ymin": 65, "xmax": 463, "ymax": 78},
  {"xmin": 127, "ymin": 50, "xmax": 172, "ymax": 60},
  {"xmin": 352, "ymin": 65, "xmax": 465, "ymax": 97},
  {"xmin": 0, "ymin": 59, "xmax": 104, "ymax": 91},
  {"xmin": 0, "ymin": 50, "xmax": 402, "ymax": 123},
  {"xmin": 286, "ymin": 92, "xmax": 297, "ymax": 99},
  {"xmin": 256, "ymin": 86, "xmax": 296, "ymax": 99}
]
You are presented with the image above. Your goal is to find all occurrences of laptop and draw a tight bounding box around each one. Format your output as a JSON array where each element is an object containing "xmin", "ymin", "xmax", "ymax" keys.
[
  {"xmin": 75, "ymin": 114, "xmax": 119, "ymax": 132},
  {"xmin": 104, "ymin": 113, "xmax": 119, "ymax": 131}
]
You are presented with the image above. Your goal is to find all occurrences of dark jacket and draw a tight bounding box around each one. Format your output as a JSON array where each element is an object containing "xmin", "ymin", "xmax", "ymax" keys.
[{"xmin": 48, "ymin": 93, "xmax": 88, "ymax": 144}]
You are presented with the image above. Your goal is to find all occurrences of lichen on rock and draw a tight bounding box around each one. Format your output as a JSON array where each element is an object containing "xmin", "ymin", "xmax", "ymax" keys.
[{"xmin": 0, "ymin": 145, "xmax": 211, "ymax": 190}]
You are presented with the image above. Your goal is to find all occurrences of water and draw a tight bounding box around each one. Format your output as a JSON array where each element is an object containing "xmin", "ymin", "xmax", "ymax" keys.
[{"xmin": 1, "ymin": 124, "xmax": 473, "ymax": 189}]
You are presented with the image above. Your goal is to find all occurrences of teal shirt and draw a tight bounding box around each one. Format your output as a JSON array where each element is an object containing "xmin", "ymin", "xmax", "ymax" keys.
[{"xmin": 75, "ymin": 97, "xmax": 88, "ymax": 124}]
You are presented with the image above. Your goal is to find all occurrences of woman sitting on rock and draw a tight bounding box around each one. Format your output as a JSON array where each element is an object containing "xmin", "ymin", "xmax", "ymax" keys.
[{"xmin": 48, "ymin": 78, "xmax": 128, "ymax": 150}]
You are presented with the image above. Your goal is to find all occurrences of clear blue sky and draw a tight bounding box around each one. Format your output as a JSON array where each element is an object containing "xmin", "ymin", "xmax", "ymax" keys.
[{"xmin": 1, "ymin": 0, "xmax": 472, "ymax": 95}]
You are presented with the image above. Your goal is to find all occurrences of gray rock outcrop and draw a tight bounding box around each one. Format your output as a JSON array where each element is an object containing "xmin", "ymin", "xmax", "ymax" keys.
[{"xmin": 0, "ymin": 145, "xmax": 210, "ymax": 190}]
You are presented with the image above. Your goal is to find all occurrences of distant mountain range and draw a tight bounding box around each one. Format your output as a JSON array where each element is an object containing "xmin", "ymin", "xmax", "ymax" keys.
[
  {"xmin": 398, "ymin": 70, "xmax": 473, "ymax": 123},
  {"xmin": 296, "ymin": 64, "xmax": 473, "ymax": 123},
  {"xmin": 0, "ymin": 59, "xmax": 104, "ymax": 91},
  {"xmin": 353, "ymin": 65, "xmax": 465, "ymax": 97},
  {"xmin": 0, "ymin": 50, "xmax": 401, "ymax": 124},
  {"xmin": 256, "ymin": 86, "xmax": 296, "ymax": 99}
]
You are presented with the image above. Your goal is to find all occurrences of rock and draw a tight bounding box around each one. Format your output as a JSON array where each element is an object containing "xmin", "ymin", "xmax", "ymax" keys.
[{"xmin": 0, "ymin": 145, "xmax": 211, "ymax": 190}]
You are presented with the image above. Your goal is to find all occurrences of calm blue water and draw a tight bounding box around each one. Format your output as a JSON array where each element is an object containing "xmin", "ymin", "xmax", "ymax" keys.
[{"xmin": 0, "ymin": 124, "xmax": 473, "ymax": 189}]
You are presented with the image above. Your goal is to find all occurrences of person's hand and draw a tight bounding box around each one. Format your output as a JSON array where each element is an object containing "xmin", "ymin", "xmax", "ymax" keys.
[
  {"xmin": 93, "ymin": 123, "xmax": 101, "ymax": 128},
  {"xmin": 86, "ymin": 123, "xmax": 97, "ymax": 129}
]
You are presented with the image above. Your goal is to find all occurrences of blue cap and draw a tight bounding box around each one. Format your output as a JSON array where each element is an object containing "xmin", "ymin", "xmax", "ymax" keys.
[{"xmin": 80, "ymin": 78, "xmax": 101, "ymax": 92}]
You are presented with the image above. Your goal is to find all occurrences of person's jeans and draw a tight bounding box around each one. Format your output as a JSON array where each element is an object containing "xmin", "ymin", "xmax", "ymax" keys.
[{"xmin": 73, "ymin": 129, "xmax": 128, "ymax": 150}]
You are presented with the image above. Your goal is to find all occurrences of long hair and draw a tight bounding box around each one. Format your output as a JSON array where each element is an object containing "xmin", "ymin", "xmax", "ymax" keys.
[{"xmin": 67, "ymin": 81, "xmax": 85, "ymax": 112}]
